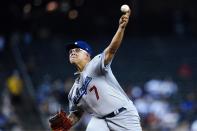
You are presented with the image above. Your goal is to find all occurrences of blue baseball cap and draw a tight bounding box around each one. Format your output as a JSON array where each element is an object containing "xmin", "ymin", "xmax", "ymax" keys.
[{"xmin": 66, "ymin": 40, "xmax": 93, "ymax": 56}]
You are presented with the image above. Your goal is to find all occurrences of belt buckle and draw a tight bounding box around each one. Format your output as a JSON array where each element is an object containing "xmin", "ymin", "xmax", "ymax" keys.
[{"xmin": 114, "ymin": 109, "xmax": 119, "ymax": 115}]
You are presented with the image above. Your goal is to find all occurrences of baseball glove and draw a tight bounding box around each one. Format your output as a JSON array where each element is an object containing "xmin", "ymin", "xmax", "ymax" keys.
[{"xmin": 49, "ymin": 110, "xmax": 72, "ymax": 131}]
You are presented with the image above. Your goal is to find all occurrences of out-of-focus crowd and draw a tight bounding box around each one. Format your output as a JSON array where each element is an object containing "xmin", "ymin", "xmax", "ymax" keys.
[
  {"xmin": 1, "ymin": 34, "xmax": 197, "ymax": 131},
  {"xmin": 1, "ymin": 69, "xmax": 197, "ymax": 131},
  {"xmin": 0, "ymin": 70, "xmax": 24, "ymax": 131}
]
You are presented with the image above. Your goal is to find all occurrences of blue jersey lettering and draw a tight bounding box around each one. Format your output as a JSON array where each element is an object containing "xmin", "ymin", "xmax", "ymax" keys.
[{"xmin": 73, "ymin": 76, "xmax": 92, "ymax": 104}]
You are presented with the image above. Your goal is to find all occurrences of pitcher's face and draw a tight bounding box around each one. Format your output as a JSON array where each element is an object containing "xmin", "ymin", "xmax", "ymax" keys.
[{"xmin": 69, "ymin": 48, "xmax": 89, "ymax": 64}]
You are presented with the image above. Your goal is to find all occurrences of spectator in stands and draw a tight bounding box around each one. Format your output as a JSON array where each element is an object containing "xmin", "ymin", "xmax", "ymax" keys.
[{"xmin": 6, "ymin": 70, "xmax": 24, "ymax": 105}]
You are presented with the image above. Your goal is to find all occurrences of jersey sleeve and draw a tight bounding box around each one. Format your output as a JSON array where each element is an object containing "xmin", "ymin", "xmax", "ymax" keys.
[
  {"xmin": 93, "ymin": 52, "xmax": 114, "ymax": 74},
  {"xmin": 68, "ymin": 94, "xmax": 82, "ymax": 113},
  {"xmin": 68, "ymin": 88, "xmax": 79, "ymax": 113}
]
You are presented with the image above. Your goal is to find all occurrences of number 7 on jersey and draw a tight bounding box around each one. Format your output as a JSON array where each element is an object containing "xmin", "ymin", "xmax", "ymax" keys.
[{"xmin": 89, "ymin": 86, "xmax": 99, "ymax": 100}]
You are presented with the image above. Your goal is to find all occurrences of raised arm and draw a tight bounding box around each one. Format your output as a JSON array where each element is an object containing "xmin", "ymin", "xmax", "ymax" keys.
[{"xmin": 104, "ymin": 7, "xmax": 131, "ymax": 65}]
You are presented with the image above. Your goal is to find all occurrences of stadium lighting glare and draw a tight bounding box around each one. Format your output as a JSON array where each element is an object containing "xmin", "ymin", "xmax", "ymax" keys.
[
  {"xmin": 46, "ymin": 1, "xmax": 58, "ymax": 12},
  {"xmin": 68, "ymin": 9, "xmax": 78, "ymax": 20},
  {"xmin": 23, "ymin": 4, "xmax": 32, "ymax": 14}
]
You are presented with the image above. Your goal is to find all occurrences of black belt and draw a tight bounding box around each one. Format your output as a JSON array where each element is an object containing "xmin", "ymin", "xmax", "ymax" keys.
[{"xmin": 102, "ymin": 107, "xmax": 126, "ymax": 119}]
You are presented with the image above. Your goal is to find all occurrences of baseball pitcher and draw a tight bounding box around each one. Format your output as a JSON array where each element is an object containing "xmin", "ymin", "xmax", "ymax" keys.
[{"xmin": 49, "ymin": 5, "xmax": 142, "ymax": 131}]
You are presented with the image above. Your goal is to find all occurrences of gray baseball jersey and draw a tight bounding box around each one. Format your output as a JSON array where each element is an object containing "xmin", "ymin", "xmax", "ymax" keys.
[{"xmin": 68, "ymin": 52, "xmax": 137, "ymax": 118}]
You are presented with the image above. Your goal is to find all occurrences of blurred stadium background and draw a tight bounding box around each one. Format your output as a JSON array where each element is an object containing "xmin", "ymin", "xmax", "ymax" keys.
[{"xmin": 0, "ymin": 0, "xmax": 197, "ymax": 131}]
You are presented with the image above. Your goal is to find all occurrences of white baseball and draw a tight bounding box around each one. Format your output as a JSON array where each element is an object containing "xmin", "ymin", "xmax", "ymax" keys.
[{"xmin": 120, "ymin": 5, "xmax": 130, "ymax": 13}]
